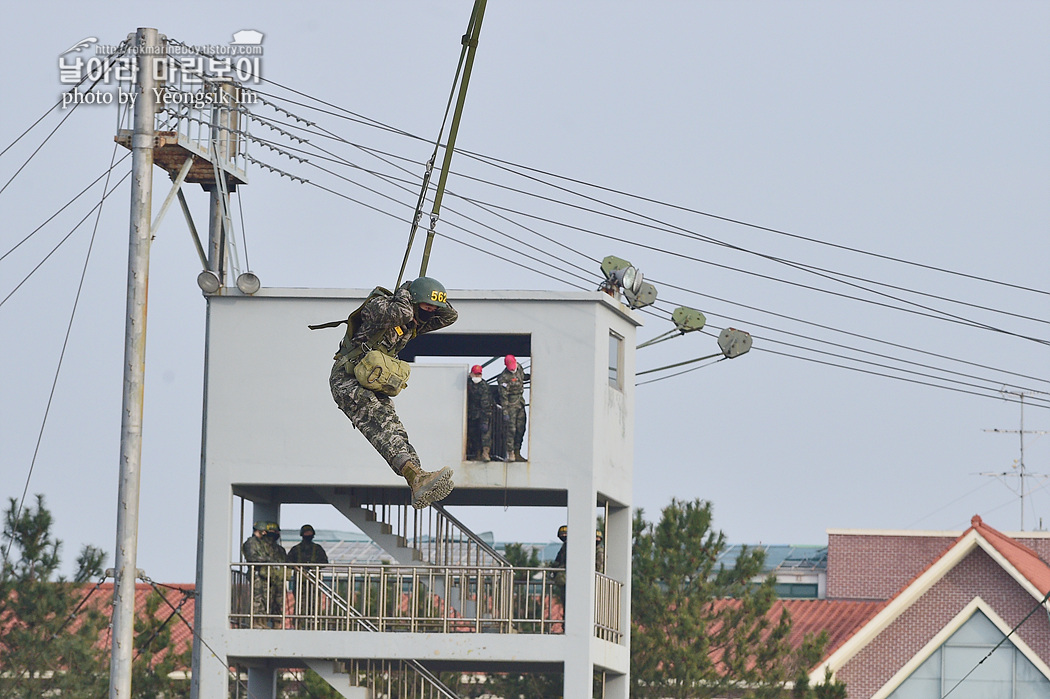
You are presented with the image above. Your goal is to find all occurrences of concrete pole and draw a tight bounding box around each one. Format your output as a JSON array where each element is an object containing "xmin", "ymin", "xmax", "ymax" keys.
[{"xmin": 110, "ymin": 27, "xmax": 160, "ymax": 699}]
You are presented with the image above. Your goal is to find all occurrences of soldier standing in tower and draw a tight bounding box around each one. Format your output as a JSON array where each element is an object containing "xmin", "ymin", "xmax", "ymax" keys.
[
  {"xmin": 287, "ymin": 524, "xmax": 329, "ymax": 628},
  {"xmin": 497, "ymin": 354, "xmax": 528, "ymax": 461},
  {"xmin": 467, "ymin": 364, "xmax": 494, "ymax": 461},
  {"xmin": 327, "ymin": 277, "xmax": 459, "ymax": 508},
  {"xmin": 242, "ymin": 521, "xmax": 287, "ymax": 628}
]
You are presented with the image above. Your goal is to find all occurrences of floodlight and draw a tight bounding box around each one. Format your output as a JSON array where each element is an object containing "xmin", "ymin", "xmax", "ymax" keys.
[
  {"xmin": 236, "ymin": 272, "xmax": 261, "ymax": 295},
  {"xmin": 717, "ymin": 327, "xmax": 753, "ymax": 358},
  {"xmin": 197, "ymin": 270, "xmax": 221, "ymax": 294},
  {"xmin": 600, "ymin": 255, "xmax": 633, "ymax": 280}
]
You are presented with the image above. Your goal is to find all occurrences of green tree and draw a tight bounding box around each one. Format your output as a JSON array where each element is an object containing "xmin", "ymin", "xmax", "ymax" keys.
[
  {"xmin": 0, "ymin": 495, "xmax": 109, "ymax": 698},
  {"xmin": 131, "ymin": 589, "xmax": 192, "ymax": 699},
  {"xmin": 631, "ymin": 498, "xmax": 835, "ymax": 698}
]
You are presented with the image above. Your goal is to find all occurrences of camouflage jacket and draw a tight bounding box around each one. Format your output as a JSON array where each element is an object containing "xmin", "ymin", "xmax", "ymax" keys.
[
  {"xmin": 242, "ymin": 534, "xmax": 287, "ymax": 564},
  {"xmin": 287, "ymin": 541, "xmax": 329, "ymax": 564},
  {"xmin": 338, "ymin": 282, "xmax": 458, "ymax": 360},
  {"xmin": 467, "ymin": 376, "xmax": 495, "ymax": 418},
  {"xmin": 497, "ymin": 366, "xmax": 527, "ymax": 407}
]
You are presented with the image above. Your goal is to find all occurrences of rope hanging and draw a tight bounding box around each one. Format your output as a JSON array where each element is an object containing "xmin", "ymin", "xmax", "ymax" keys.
[{"xmin": 397, "ymin": 0, "xmax": 488, "ymax": 286}]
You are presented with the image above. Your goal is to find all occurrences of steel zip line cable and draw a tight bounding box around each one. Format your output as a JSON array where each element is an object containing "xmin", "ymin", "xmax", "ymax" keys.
[
  {"xmin": 252, "ymin": 147, "xmax": 1044, "ymax": 404},
  {"xmin": 213, "ymin": 75, "xmax": 1049, "ymax": 299},
  {"xmin": 187, "ymin": 63, "xmax": 1046, "ymax": 407}
]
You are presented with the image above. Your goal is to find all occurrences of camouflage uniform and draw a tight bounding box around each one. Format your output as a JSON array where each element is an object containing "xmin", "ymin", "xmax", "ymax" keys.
[
  {"xmin": 287, "ymin": 538, "xmax": 329, "ymax": 627},
  {"xmin": 329, "ymin": 282, "xmax": 458, "ymax": 475},
  {"xmin": 497, "ymin": 365, "xmax": 528, "ymax": 459},
  {"xmin": 242, "ymin": 531, "xmax": 287, "ymax": 628},
  {"xmin": 466, "ymin": 375, "xmax": 495, "ymax": 459}
]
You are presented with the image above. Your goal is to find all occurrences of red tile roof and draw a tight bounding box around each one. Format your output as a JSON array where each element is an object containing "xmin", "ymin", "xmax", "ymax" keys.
[
  {"xmin": 82, "ymin": 582, "xmax": 195, "ymax": 666},
  {"xmin": 969, "ymin": 515, "xmax": 1050, "ymax": 596},
  {"xmin": 706, "ymin": 598, "xmax": 884, "ymax": 670}
]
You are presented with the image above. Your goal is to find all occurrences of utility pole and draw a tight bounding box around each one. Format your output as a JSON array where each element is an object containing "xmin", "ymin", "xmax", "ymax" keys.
[
  {"xmin": 981, "ymin": 390, "xmax": 1049, "ymax": 531},
  {"xmin": 110, "ymin": 27, "xmax": 160, "ymax": 699}
]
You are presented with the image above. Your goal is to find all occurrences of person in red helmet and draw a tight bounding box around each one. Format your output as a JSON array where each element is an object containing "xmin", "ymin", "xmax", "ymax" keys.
[
  {"xmin": 497, "ymin": 354, "xmax": 529, "ymax": 461},
  {"xmin": 466, "ymin": 364, "xmax": 495, "ymax": 461}
]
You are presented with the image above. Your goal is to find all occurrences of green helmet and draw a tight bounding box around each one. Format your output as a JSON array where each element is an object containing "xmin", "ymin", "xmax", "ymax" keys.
[
  {"xmin": 408, "ymin": 276, "xmax": 449, "ymax": 308},
  {"xmin": 265, "ymin": 522, "xmax": 280, "ymax": 534},
  {"xmin": 253, "ymin": 521, "xmax": 268, "ymax": 532}
]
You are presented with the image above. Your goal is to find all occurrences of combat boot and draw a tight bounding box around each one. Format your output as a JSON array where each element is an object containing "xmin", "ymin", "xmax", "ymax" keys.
[
  {"xmin": 514, "ymin": 450, "xmax": 526, "ymax": 462},
  {"xmin": 401, "ymin": 460, "xmax": 455, "ymax": 509},
  {"xmin": 480, "ymin": 446, "xmax": 490, "ymax": 462}
]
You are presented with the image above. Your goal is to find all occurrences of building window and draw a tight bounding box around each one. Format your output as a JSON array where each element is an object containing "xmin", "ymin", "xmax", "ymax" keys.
[
  {"xmin": 886, "ymin": 610, "xmax": 1050, "ymax": 699},
  {"xmin": 608, "ymin": 332, "xmax": 623, "ymax": 389}
]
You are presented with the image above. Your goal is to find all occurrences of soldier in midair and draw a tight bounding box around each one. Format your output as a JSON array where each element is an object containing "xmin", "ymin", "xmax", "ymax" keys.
[{"xmin": 328, "ymin": 277, "xmax": 458, "ymax": 508}]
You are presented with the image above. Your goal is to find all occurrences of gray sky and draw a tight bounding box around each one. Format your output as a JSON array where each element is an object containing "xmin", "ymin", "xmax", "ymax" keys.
[{"xmin": 1, "ymin": 1, "xmax": 1048, "ymax": 582}]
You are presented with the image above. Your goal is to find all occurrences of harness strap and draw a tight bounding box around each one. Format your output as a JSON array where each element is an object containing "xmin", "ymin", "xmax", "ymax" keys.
[{"xmin": 308, "ymin": 318, "xmax": 348, "ymax": 330}]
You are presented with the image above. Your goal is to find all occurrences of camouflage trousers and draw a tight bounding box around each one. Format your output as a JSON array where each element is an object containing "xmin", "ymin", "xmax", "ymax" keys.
[
  {"xmin": 467, "ymin": 413, "xmax": 492, "ymax": 455},
  {"xmin": 503, "ymin": 402, "xmax": 526, "ymax": 453},
  {"xmin": 330, "ymin": 362, "xmax": 417, "ymax": 475},
  {"xmin": 252, "ymin": 574, "xmax": 284, "ymax": 628}
]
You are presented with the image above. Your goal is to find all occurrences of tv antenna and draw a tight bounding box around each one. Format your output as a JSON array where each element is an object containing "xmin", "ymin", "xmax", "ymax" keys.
[{"xmin": 980, "ymin": 390, "xmax": 1049, "ymax": 531}]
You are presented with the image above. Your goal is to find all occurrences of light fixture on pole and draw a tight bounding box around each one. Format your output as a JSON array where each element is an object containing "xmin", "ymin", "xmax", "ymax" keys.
[
  {"xmin": 599, "ymin": 255, "xmax": 657, "ymax": 309},
  {"xmin": 197, "ymin": 270, "xmax": 221, "ymax": 294},
  {"xmin": 236, "ymin": 271, "xmax": 261, "ymax": 295}
]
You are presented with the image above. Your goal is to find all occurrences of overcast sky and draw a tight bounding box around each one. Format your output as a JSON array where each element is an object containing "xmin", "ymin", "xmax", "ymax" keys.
[{"xmin": 1, "ymin": 1, "xmax": 1048, "ymax": 582}]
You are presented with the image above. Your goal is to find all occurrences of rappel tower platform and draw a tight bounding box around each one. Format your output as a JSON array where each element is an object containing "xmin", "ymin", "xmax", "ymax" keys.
[{"xmin": 191, "ymin": 286, "xmax": 640, "ymax": 699}]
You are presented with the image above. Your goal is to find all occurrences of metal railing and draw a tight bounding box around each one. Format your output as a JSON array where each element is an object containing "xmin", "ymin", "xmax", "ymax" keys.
[
  {"xmin": 151, "ymin": 38, "xmax": 249, "ymax": 178},
  {"xmin": 338, "ymin": 659, "xmax": 459, "ymax": 699},
  {"xmin": 361, "ymin": 500, "xmax": 511, "ymax": 569},
  {"xmin": 232, "ymin": 563, "xmax": 570, "ymax": 635},
  {"xmin": 594, "ymin": 571, "xmax": 623, "ymax": 643}
]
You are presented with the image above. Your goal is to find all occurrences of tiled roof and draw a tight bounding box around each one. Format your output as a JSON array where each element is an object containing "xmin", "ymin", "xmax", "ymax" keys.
[
  {"xmin": 969, "ymin": 515, "xmax": 1050, "ymax": 596},
  {"xmin": 780, "ymin": 599, "xmax": 885, "ymax": 658},
  {"xmin": 85, "ymin": 582, "xmax": 195, "ymax": 664},
  {"xmin": 707, "ymin": 598, "xmax": 883, "ymax": 667},
  {"xmin": 811, "ymin": 514, "xmax": 1050, "ymax": 681}
]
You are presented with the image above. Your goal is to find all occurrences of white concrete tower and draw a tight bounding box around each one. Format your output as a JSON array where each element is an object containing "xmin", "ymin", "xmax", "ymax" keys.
[{"xmin": 190, "ymin": 288, "xmax": 639, "ymax": 698}]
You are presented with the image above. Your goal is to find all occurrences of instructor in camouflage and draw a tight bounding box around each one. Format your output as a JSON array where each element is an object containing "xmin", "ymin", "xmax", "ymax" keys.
[
  {"xmin": 466, "ymin": 364, "xmax": 494, "ymax": 461},
  {"xmin": 242, "ymin": 521, "xmax": 287, "ymax": 628},
  {"xmin": 497, "ymin": 354, "xmax": 528, "ymax": 462},
  {"xmin": 287, "ymin": 524, "xmax": 328, "ymax": 628},
  {"xmin": 329, "ymin": 276, "xmax": 459, "ymax": 508}
]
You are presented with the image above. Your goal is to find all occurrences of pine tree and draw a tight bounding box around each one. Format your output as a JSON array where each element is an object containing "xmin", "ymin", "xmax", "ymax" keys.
[
  {"xmin": 631, "ymin": 498, "xmax": 835, "ymax": 698},
  {"xmin": 0, "ymin": 495, "xmax": 109, "ymax": 698},
  {"xmin": 131, "ymin": 589, "xmax": 193, "ymax": 699}
]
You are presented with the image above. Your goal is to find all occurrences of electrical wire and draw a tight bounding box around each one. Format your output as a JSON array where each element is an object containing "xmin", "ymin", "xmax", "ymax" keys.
[
  {"xmin": 458, "ymin": 148, "xmax": 1050, "ymax": 297},
  {"xmin": 1, "ymin": 152, "xmax": 131, "ymax": 264},
  {"xmin": 252, "ymin": 142, "xmax": 1047, "ymax": 406},
  {"xmin": 140, "ymin": 48, "xmax": 1049, "ymax": 413},
  {"xmin": 0, "ymin": 43, "xmax": 130, "ymax": 199},
  {"xmin": 249, "ymin": 140, "xmax": 1045, "ymax": 405},
  {"xmin": 940, "ymin": 587, "xmax": 1050, "ymax": 698},
  {"xmin": 646, "ymin": 277, "xmax": 1049, "ymax": 387},
  {"xmin": 0, "ymin": 169, "xmax": 131, "ymax": 309},
  {"xmin": 1, "ymin": 144, "xmax": 127, "ymax": 569}
]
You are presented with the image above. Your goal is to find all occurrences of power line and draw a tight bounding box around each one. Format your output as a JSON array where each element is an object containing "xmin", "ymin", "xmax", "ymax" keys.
[
  {"xmin": 940, "ymin": 587, "xmax": 1050, "ymax": 698},
  {"xmin": 458, "ymin": 148, "xmax": 1050, "ymax": 298},
  {"xmin": 0, "ymin": 44, "xmax": 130, "ymax": 199},
  {"xmin": 2, "ymin": 151, "xmax": 126, "ymax": 570},
  {"xmin": 1, "ymin": 152, "xmax": 131, "ymax": 264}
]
